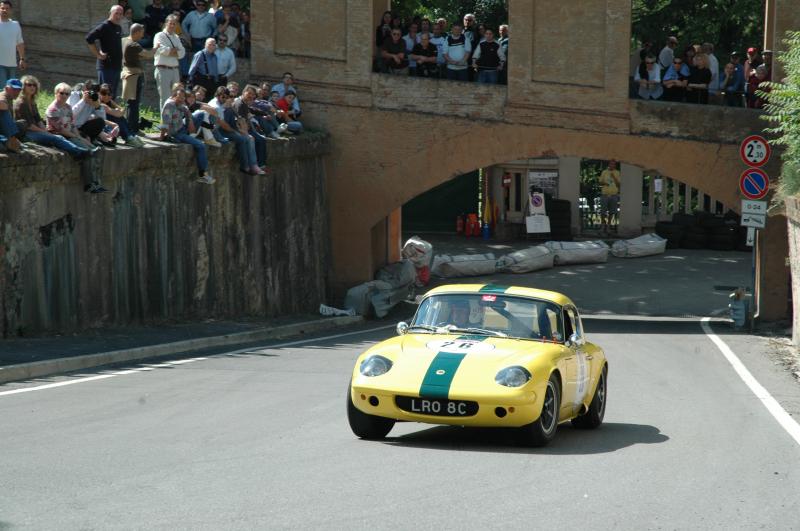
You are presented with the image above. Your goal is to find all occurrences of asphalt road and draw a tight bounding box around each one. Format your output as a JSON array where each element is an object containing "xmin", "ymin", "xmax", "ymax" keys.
[{"xmin": 1, "ymin": 318, "xmax": 799, "ymax": 530}]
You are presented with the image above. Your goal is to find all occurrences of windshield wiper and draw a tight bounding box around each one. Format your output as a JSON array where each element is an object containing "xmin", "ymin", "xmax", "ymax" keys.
[
  {"xmin": 407, "ymin": 324, "xmax": 438, "ymax": 333},
  {"xmin": 449, "ymin": 327, "xmax": 508, "ymax": 337}
]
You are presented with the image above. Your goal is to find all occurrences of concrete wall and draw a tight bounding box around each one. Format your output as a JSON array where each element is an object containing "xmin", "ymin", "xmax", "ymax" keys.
[{"xmin": 0, "ymin": 134, "xmax": 331, "ymax": 337}]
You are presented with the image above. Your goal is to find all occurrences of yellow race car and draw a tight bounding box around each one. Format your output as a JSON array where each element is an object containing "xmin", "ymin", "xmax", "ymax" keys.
[{"xmin": 347, "ymin": 284, "xmax": 608, "ymax": 446}]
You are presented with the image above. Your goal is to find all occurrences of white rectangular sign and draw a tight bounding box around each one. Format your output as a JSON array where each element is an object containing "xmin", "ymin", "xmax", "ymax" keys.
[
  {"xmin": 654, "ymin": 178, "xmax": 663, "ymax": 193},
  {"xmin": 741, "ymin": 200, "xmax": 768, "ymax": 215},
  {"xmin": 525, "ymin": 215, "xmax": 551, "ymax": 234},
  {"xmin": 741, "ymin": 213, "xmax": 766, "ymax": 228},
  {"xmin": 746, "ymin": 227, "xmax": 755, "ymax": 246}
]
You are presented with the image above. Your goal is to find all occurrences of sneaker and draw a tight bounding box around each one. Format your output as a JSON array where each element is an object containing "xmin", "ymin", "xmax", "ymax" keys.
[
  {"xmin": 204, "ymin": 138, "xmax": 222, "ymax": 148},
  {"xmin": 197, "ymin": 172, "xmax": 216, "ymax": 184},
  {"xmin": 87, "ymin": 183, "xmax": 109, "ymax": 193},
  {"xmin": 278, "ymin": 123, "xmax": 289, "ymax": 134},
  {"xmin": 124, "ymin": 136, "xmax": 144, "ymax": 148},
  {"xmin": 6, "ymin": 136, "xmax": 22, "ymax": 153},
  {"xmin": 250, "ymin": 165, "xmax": 266, "ymax": 175}
]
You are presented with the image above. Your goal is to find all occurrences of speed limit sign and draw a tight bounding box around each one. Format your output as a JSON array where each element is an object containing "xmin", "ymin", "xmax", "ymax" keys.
[{"xmin": 740, "ymin": 135, "xmax": 771, "ymax": 167}]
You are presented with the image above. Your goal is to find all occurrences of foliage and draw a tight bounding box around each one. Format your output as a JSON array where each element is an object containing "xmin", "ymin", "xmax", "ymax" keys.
[
  {"xmin": 389, "ymin": 0, "xmax": 508, "ymax": 31},
  {"xmin": 761, "ymin": 31, "xmax": 800, "ymax": 200},
  {"xmin": 631, "ymin": 0, "xmax": 763, "ymax": 58}
]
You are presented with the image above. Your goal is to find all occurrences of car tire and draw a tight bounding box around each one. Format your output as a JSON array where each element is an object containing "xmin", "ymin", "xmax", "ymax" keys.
[
  {"xmin": 515, "ymin": 373, "xmax": 561, "ymax": 447},
  {"xmin": 347, "ymin": 381, "xmax": 395, "ymax": 440},
  {"xmin": 571, "ymin": 365, "xmax": 607, "ymax": 429}
]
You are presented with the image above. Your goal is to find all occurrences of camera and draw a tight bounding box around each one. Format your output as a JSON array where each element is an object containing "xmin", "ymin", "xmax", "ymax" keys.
[{"xmin": 87, "ymin": 83, "xmax": 101, "ymax": 101}]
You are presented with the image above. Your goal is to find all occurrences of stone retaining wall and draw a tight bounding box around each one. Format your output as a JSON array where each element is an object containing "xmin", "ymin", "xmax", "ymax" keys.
[{"xmin": 0, "ymin": 133, "xmax": 330, "ymax": 337}]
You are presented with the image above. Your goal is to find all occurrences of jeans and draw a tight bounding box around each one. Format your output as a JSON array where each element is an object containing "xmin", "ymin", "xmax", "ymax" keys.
[
  {"xmin": 25, "ymin": 130, "xmax": 89, "ymax": 157},
  {"xmin": 98, "ymin": 68, "xmax": 122, "ymax": 99},
  {"xmin": 0, "ymin": 65, "xmax": 16, "ymax": 86},
  {"xmin": 255, "ymin": 116, "xmax": 278, "ymax": 135},
  {"xmin": 126, "ymin": 75, "xmax": 144, "ymax": 133},
  {"xmin": 446, "ymin": 68, "xmax": 469, "ymax": 81},
  {"xmin": 173, "ymin": 128, "xmax": 208, "ymax": 173},
  {"xmin": 477, "ymin": 70, "xmax": 498, "ymax": 84},
  {"xmin": 107, "ymin": 115, "xmax": 132, "ymax": 139},
  {"xmin": 249, "ymin": 129, "xmax": 267, "ymax": 166},
  {"xmin": 220, "ymin": 129, "xmax": 257, "ymax": 169},
  {"xmin": 0, "ymin": 108, "xmax": 19, "ymax": 139}
]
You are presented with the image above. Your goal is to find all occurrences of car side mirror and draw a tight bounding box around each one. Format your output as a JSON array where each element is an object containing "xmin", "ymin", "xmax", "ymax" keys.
[
  {"xmin": 396, "ymin": 321, "xmax": 409, "ymax": 335},
  {"xmin": 567, "ymin": 333, "xmax": 584, "ymax": 347}
]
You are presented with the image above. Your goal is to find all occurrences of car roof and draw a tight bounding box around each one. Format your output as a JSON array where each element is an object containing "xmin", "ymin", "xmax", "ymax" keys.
[{"xmin": 424, "ymin": 284, "xmax": 574, "ymax": 307}]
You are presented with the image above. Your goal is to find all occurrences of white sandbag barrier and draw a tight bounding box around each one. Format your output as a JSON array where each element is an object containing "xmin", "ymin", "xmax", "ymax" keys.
[
  {"xmin": 496, "ymin": 246, "xmax": 554, "ymax": 274},
  {"xmin": 431, "ymin": 253, "xmax": 497, "ymax": 278},
  {"xmin": 401, "ymin": 236, "xmax": 433, "ymax": 268},
  {"xmin": 544, "ymin": 240, "xmax": 610, "ymax": 265},
  {"xmin": 344, "ymin": 260, "xmax": 416, "ymax": 317},
  {"xmin": 611, "ymin": 233, "xmax": 667, "ymax": 258}
]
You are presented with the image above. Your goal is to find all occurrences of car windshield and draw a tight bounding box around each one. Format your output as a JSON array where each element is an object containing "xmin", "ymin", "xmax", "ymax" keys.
[{"xmin": 411, "ymin": 293, "xmax": 565, "ymax": 342}]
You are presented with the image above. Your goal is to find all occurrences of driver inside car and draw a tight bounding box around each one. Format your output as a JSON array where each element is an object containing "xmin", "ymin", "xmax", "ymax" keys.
[{"xmin": 449, "ymin": 300, "xmax": 472, "ymax": 328}]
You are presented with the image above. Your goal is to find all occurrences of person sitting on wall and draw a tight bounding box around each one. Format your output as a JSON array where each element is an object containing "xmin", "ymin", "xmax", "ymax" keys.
[
  {"xmin": 274, "ymin": 88, "xmax": 303, "ymax": 134},
  {"xmin": 210, "ymin": 85, "xmax": 265, "ymax": 175},
  {"xmin": 0, "ymin": 77, "xmax": 22, "ymax": 152},
  {"xmin": 14, "ymin": 75, "xmax": 93, "ymax": 159},
  {"xmin": 184, "ymin": 87, "xmax": 224, "ymax": 147},
  {"xmin": 662, "ymin": 57, "xmax": 689, "ymax": 102},
  {"xmin": 270, "ymin": 72, "xmax": 301, "ymax": 119},
  {"xmin": 232, "ymin": 84, "xmax": 268, "ymax": 168},
  {"xmin": 98, "ymin": 83, "xmax": 145, "ymax": 146},
  {"xmin": 71, "ymin": 83, "xmax": 118, "ymax": 146},
  {"xmin": 159, "ymin": 86, "xmax": 216, "ymax": 184}
]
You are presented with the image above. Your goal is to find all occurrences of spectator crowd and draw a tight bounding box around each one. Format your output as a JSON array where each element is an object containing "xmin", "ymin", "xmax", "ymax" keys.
[
  {"xmin": 631, "ymin": 36, "xmax": 774, "ymax": 108},
  {"xmin": 375, "ymin": 11, "xmax": 509, "ymax": 84},
  {"xmin": 0, "ymin": 0, "xmax": 302, "ymax": 193}
]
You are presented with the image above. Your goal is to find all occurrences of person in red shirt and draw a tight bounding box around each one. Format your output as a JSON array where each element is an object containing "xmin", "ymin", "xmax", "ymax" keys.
[
  {"xmin": 270, "ymin": 88, "xmax": 303, "ymax": 134},
  {"xmin": 275, "ymin": 88, "xmax": 299, "ymax": 120}
]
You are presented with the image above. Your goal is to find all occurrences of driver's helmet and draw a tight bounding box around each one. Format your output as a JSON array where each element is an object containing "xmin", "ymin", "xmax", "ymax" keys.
[{"xmin": 449, "ymin": 300, "xmax": 472, "ymax": 328}]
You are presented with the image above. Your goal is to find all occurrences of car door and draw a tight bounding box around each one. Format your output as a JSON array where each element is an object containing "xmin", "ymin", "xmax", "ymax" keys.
[
  {"xmin": 565, "ymin": 306, "xmax": 591, "ymax": 414},
  {"xmin": 559, "ymin": 307, "xmax": 578, "ymax": 417}
]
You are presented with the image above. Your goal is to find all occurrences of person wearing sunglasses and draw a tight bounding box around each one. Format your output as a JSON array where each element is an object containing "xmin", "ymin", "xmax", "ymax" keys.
[
  {"xmin": 380, "ymin": 27, "xmax": 408, "ymax": 75},
  {"xmin": 662, "ymin": 58, "xmax": 689, "ymax": 102},
  {"xmin": 634, "ymin": 54, "xmax": 662, "ymax": 100},
  {"xmin": 13, "ymin": 75, "xmax": 94, "ymax": 159}
]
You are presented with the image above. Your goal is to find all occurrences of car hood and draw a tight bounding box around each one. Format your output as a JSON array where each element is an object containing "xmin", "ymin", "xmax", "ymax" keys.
[{"xmin": 359, "ymin": 333, "xmax": 564, "ymax": 396}]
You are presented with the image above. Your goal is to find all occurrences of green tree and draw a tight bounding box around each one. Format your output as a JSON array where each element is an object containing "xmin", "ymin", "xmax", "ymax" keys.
[
  {"xmin": 389, "ymin": 0, "xmax": 508, "ymax": 31},
  {"xmin": 762, "ymin": 31, "xmax": 800, "ymax": 199},
  {"xmin": 631, "ymin": 0, "xmax": 765, "ymax": 58}
]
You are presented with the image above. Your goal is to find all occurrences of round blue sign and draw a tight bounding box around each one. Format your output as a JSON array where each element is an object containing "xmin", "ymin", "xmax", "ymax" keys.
[{"xmin": 739, "ymin": 168, "xmax": 770, "ymax": 200}]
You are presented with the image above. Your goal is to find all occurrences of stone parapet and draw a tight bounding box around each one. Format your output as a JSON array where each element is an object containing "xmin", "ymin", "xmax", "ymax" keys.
[{"xmin": 0, "ymin": 133, "xmax": 331, "ymax": 337}]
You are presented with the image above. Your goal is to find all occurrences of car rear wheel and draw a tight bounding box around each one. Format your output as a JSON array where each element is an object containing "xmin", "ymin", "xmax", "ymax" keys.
[
  {"xmin": 571, "ymin": 365, "xmax": 607, "ymax": 429},
  {"xmin": 347, "ymin": 382, "xmax": 395, "ymax": 440},
  {"xmin": 515, "ymin": 373, "xmax": 561, "ymax": 447}
]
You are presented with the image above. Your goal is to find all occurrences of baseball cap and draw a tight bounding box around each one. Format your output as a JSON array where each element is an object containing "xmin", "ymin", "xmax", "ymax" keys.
[
  {"xmin": 5, "ymin": 78, "xmax": 22, "ymax": 90},
  {"xmin": 747, "ymin": 47, "xmax": 757, "ymax": 53}
]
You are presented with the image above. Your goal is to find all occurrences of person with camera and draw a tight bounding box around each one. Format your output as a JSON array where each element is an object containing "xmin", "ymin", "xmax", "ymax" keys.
[
  {"xmin": 160, "ymin": 86, "xmax": 215, "ymax": 184},
  {"xmin": 72, "ymin": 84, "xmax": 119, "ymax": 147},
  {"xmin": 188, "ymin": 37, "xmax": 220, "ymax": 100},
  {"xmin": 98, "ymin": 84, "xmax": 144, "ymax": 147}
]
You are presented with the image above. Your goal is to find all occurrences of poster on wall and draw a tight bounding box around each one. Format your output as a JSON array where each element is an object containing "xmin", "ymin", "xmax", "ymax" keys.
[{"xmin": 527, "ymin": 170, "xmax": 558, "ymax": 197}]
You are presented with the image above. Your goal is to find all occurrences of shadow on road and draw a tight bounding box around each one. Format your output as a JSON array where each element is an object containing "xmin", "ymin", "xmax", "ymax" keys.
[
  {"xmin": 582, "ymin": 316, "xmax": 730, "ymax": 336},
  {"xmin": 382, "ymin": 422, "xmax": 668, "ymax": 455}
]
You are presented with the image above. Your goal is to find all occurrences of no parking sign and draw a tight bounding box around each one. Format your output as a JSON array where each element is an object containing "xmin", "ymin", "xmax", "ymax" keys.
[{"xmin": 739, "ymin": 168, "xmax": 770, "ymax": 200}]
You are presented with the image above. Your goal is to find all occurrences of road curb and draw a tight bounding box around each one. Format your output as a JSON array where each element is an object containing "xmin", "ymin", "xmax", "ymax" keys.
[{"xmin": 0, "ymin": 315, "xmax": 364, "ymax": 385}]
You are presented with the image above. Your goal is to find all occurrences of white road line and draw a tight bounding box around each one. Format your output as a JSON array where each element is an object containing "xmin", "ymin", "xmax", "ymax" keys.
[
  {"xmin": 0, "ymin": 326, "xmax": 393, "ymax": 398},
  {"xmin": 701, "ymin": 317, "xmax": 800, "ymax": 447}
]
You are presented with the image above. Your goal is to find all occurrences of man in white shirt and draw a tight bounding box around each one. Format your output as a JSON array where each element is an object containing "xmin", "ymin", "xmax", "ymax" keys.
[
  {"xmin": 658, "ymin": 36, "xmax": 678, "ymax": 72},
  {"xmin": 429, "ymin": 22, "xmax": 447, "ymax": 78},
  {"xmin": 702, "ymin": 42, "xmax": 720, "ymax": 96},
  {"xmin": 153, "ymin": 14, "xmax": 186, "ymax": 111},
  {"xmin": 0, "ymin": 1, "xmax": 26, "ymax": 86},
  {"xmin": 215, "ymin": 33, "xmax": 236, "ymax": 89}
]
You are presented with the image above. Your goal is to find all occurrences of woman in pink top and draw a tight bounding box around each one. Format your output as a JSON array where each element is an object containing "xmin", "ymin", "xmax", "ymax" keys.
[{"xmin": 46, "ymin": 82, "xmax": 92, "ymax": 149}]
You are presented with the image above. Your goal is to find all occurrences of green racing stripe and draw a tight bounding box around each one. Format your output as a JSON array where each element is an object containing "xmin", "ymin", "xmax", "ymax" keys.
[
  {"xmin": 419, "ymin": 335, "xmax": 487, "ymax": 399},
  {"xmin": 478, "ymin": 284, "xmax": 509, "ymax": 294}
]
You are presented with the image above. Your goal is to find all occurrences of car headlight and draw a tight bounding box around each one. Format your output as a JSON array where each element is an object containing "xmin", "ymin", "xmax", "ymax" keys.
[
  {"xmin": 360, "ymin": 355, "xmax": 393, "ymax": 377},
  {"xmin": 495, "ymin": 366, "xmax": 532, "ymax": 387}
]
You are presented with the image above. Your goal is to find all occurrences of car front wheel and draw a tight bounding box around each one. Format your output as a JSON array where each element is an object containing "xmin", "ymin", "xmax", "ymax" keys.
[
  {"xmin": 347, "ymin": 382, "xmax": 395, "ymax": 440},
  {"xmin": 515, "ymin": 373, "xmax": 561, "ymax": 447}
]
